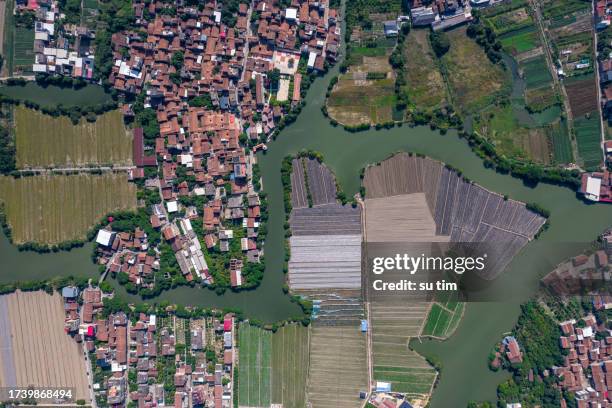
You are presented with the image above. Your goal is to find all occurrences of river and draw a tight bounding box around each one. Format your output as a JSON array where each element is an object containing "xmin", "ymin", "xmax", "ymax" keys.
[{"xmin": 1, "ymin": 35, "xmax": 611, "ymax": 408}]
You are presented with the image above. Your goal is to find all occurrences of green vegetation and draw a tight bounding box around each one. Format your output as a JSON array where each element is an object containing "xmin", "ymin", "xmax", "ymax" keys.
[
  {"xmin": 238, "ymin": 324, "xmax": 272, "ymax": 407},
  {"xmin": 271, "ymin": 324, "xmax": 309, "ymax": 408},
  {"xmin": 421, "ymin": 294, "xmax": 464, "ymax": 339},
  {"xmin": 442, "ymin": 27, "xmax": 508, "ymax": 114},
  {"xmin": 496, "ymin": 301, "xmax": 565, "ymax": 407},
  {"xmin": 574, "ymin": 114, "xmax": 602, "ymax": 170}
]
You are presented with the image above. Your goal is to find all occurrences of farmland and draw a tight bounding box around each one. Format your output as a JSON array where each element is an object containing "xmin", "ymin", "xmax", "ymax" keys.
[
  {"xmin": 271, "ymin": 324, "xmax": 309, "ymax": 408},
  {"xmin": 442, "ymin": 27, "xmax": 508, "ymax": 114},
  {"xmin": 12, "ymin": 26, "xmax": 33, "ymax": 73},
  {"xmin": 370, "ymin": 300, "xmax": 437, "ymax": 398},
  {"xmin": 549, "ymin": 119, "xmax": 573, "ymax": 164},
  {"xmin": 15, "ymin": 107, "xmax": 132, "ymax": 168},
  {"xmin": 574, "ymin": 115, "xmax": 603, "ymax": 170},
  {"xmin": 238, "ymin": 324, "xmax": 272, "ymax": 407},
  {"xmin": 474, "ymin": 104, "xmax": 552, "ymax": 164},
  {"xmin": 0, "ymin": 291, "xmax": 90, "ymax": 403},
  {"xmin": 400, "ymin": 29, "xmax": 447, "ymax": 111},
  {"xmin": 421, "ymin": 296, "xmax": 464, "ymax": 339},
  {"xmin": 565, "ymin": 75, "xmax": 599, "ymax": 118},
  {"xmin": 327, "ymin": 44, "xmax": 396, "ymax": 126},
  {"xmin": 0, "ymin": 173, "xmax": 136, "ymax": 244},
  {"xmin": 307, "ymin": 325, "xmax": 368, "ymax": 408}
]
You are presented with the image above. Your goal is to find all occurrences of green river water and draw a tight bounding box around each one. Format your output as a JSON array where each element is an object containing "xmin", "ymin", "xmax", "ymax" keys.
[{"xmin": 1, "ymin": 41, "xmax": 611, "ymax": 408}]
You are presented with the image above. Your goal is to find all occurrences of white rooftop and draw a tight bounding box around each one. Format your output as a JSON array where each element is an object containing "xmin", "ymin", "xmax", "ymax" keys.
[
  {"xmin": 95, "ymin": 229, "xmax": 114, "ymax": 247},
  {"xmin": 585, "ymin": 176, "xmax": 602, "ymax": 201},
  {"xmin": 167, "ymin": 201, "xmax": 179, "ymax": 213}
]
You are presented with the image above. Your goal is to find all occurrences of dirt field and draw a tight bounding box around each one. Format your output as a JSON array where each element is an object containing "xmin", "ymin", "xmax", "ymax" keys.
[
  {"xmin": 0, "ymin": 173, "xmax": 136, "ymax": 244},
  {"xmin": 307, "ymin": 326, "xmax": 368, "ymax": 408},
  {"xmin": 565, "ymin": 77, "xmax": 599, "ymax": 117},
  {"xmin": 443, "ymin": 27, "xmax": 508, "ymax": 113},
  {"xmin": 0, "ymin": 291, "xmax": 90, "ymax": 403},
  {"xmin": 15, "ymin": 107, "xmax": 132, "ymax": 168},
  {"xmin": 364, "ymin": 194, "xmax": 449, "ymax": 242},
  {"xmin": 327, "ymin": 53, "xmax": 396, "ymax": 126}
]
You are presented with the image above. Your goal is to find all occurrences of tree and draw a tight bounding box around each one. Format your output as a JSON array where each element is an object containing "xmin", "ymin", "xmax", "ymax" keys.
[{"xmin": 430, "ymin": 31, "xmax": 450, "ymax": 58}]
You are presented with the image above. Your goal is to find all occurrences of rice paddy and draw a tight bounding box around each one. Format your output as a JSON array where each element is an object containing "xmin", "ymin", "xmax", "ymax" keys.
[
  {"xmin": 421, "ymin": 297, "xmax": 464, "ymax": 339},
  {"xmin": 15, "ymin": 107, "xmax": 132, "ymax": 168},
  {"xmin": 0, "ymin": 173, "xmax": 136, "ymax": 244}
]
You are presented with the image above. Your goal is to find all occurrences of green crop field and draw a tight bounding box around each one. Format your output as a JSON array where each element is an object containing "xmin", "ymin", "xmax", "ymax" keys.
[
  {"xmin": 0, "ymin": 173, "xmax": 136, "ymax": 244},
  {"xmin": 549, "ymin": 119, "xmax": 573, "ymax": 164},
  {"xmin": 15, "ymin": 107, "xmax": 132, "ymax": 168},
  {"xmin": 421, "ymin": 289, "xmax": 465, "ymax": 339},
  {"xmin": 574, "ymin": 115, "xmax": 603, "ymax": 170},
  {"xmin": 271, "ymin": 324, "xmax": 309, "ymax": 408},
  {"xmin": 500, "ymin": 29, "xmax": 540, "ymax": 54},
  {"xmin": 13, "ymin": 27, "xmax": 34, "ymax": 71},
  {"xmin": 238, "ymin": 324, "xmax": 272, "ymax": 407},
  {"xmin": 542, "ymin": 0, "xmax": 590, "ymax": 20},
  {"xmin": 521, "ymin": 56, "xmax": 552, "ymax": 89}
]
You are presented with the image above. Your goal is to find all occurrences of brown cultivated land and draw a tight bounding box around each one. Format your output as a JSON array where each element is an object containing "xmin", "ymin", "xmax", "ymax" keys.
[{"xmin": 0, "ymin": 291, "xmax": 90, "ymax": 403}]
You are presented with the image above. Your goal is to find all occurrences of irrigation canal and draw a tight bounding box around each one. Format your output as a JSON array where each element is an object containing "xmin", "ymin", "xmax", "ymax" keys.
[{"xmin": 1, "ymin": 41, "xmax": 612, "ymax": 408}]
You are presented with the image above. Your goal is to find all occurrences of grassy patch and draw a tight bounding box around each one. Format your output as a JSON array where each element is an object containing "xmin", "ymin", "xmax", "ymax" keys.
[
  {"xmin": 15, "ymin": 107, "xmax": 132, "ymax": 168},
  {"xmin": 401, "ymin": 29, "xmax": 447, "ymax": 111},
  {"xmin": 0, "ymin": 173, "xmax": 136, "ymax": 244},
  {"xmin": 442, "ymin": 27, "xmax": 508, "ymax": 114},
  {"xmin": 474, "ymin": 104, "xmax": 551, "ymax": 163},
  {"xmin": 13, "ymin": 27, "xmax": 34, "ymax": 73}
]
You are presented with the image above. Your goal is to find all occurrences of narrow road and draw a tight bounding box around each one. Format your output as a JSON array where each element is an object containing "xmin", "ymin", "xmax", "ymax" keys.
[
  {"xmin": 15, "ymin": 165, "xmax": 135, "ymax": 174},
  {"xmin": 592, "ymin": 0, "xmax": 607, "ymax": 167}
]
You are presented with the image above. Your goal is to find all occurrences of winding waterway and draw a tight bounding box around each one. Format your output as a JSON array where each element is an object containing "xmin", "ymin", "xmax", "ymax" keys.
[{"xmin": 1, "ymin": 36, "xmax": 612, "ymax": 408}]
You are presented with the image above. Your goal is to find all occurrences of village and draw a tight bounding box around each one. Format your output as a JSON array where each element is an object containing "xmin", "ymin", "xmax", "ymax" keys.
[
  {"xmin": 61, "ymin": 284, "xmax": 238, "ymax": 408},
  {"xmin": 90, "ymin": 0, "xmax": 341, "ymax": 292}
]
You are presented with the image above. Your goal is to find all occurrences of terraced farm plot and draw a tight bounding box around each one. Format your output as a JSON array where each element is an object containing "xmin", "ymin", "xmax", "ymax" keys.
[
  {"xmin": 0, "ymin": 173, "xmax": 136, "ymax": 244},
  {"xmin": 15, "ymin": 107, "xmax": 132, "ymax": 168},
  {"xmin": 401, "ymin": 29, "xmax": 447, "ymax": 110},
  {"xmin": 307, "ymin": 325, "xmax": 368, "ymax": 408},
  {"xmin": 574, "ymin": 115, "xmax": 603, "ymax": 170},
  {"xmin": 271, "ymin": 324, "xmax": 309, "ymax": 408},
  {"xmin": 442, "ymin": 27, "xmax": 507, "ymax": 114},
  {"xmin": 238, "ymin": 324, "xmax": 272, "ymax": 407}
]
